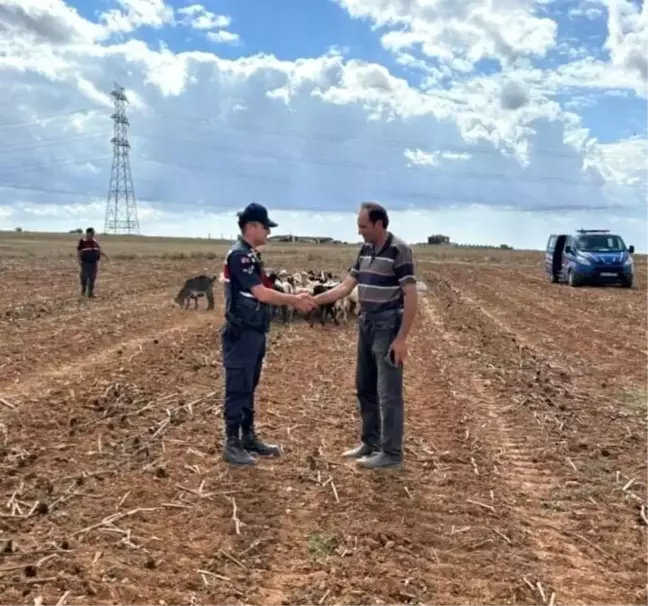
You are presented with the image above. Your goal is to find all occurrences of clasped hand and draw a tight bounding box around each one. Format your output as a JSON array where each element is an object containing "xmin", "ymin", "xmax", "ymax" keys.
[{"xmin": 294, "ymin": 292, "xmax": 318, "ymax": 313}]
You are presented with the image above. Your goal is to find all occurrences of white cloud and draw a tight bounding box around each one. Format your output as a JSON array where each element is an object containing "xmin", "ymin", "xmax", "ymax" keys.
[
  {"xmin": 207, "ymin": 30, "xmax": 240, "ymax": 45},
  {"xmin": 0, "ymin": 0, "xmax": 644, "ymax": 252},
  {"xmin": 568, "ymin": 0, "xmax": 605, "ymax": 21},
  {"xmin": 176, "ymin": 3, "xmax": 239, "ymax": 44},
  {"xmin": 335, "ymin": 0, "xmax": 558, "ymax": 71},
  {"xmin": 100, "ymin": 0, "xmax": 174, "ymax": 35},
  {"xmin": 603, "ymin": 0, "xmax": 648, "ymax": 82},
  {"xmin": 177, "ymin": 4, "xmax": 231, "ymax": 30},
  {"xmin": 404, "ymin": 149, "xmax": 471, "ymax": 167},
  {"xmin": 0, "ymin": 0, "xmax": 103, "ymax": 44}
]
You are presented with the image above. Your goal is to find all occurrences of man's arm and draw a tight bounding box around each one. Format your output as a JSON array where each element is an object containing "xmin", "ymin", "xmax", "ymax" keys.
[
  {"xmin": 229, "ymin": 252, "xmax": 310, "ymax": 308},
  {"xmin": 393, "ymin": 245, "xmax": 418, "ymax": 342},
  {"xmin": 313, "ymin": 250, "xmax": 361, "ymax": 306},
  {"xmin": 76, "ymin": 240, "xmax": 83, "ymax": 263},
  {"xmin": 396, "ymin": 283, "xmax": 417, "ymax": 341},
  {"xmin": 312, "ymin": 274, "xmax": 357, "ymax": 306}
]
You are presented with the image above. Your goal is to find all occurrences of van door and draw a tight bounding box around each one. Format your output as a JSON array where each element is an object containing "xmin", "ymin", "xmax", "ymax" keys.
[
  {"xmin": 559, "ymin": 235, "xmax": 573, "ymax": 279},
  {"xmin": 545, "ymin": 235, "xmax": 557, "ymax": 277},
  {"xmin": 547, "ymin": 234, "xmax": 568, "ymax": 282}
]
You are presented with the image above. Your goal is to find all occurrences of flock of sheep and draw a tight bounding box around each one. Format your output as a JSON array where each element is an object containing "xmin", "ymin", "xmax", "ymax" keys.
[
  {"xmin": 172, "ymin": 268, "xmax": 360, "ymax": 327},
  {"xmin": 265, "ymin": 268, "xmax": 359, "ymax": 326}
]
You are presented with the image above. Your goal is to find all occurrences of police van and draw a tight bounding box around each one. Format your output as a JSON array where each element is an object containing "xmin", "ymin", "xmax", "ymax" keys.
[{"xmin": 545, "ymin": 229, "xmax": 635, "ymax": 288}]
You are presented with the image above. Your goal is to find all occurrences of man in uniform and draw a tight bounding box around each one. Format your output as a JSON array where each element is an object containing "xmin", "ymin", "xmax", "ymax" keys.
[
  {"xmin": 221, "ymin": 202, "xmax": 316, "ymax": 466},
  {"xmin": 312, "ymin": 202, "xmax": 418, "ymax": 469},
  {"xmin": 76, "ymin": 227, "xmax": 110, "ymax": 297}
]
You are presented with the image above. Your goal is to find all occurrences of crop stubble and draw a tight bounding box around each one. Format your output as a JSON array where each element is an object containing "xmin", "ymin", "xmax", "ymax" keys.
[{"xmin": 0, "ymin": 248, "xmax": 645, "ymax": 605}]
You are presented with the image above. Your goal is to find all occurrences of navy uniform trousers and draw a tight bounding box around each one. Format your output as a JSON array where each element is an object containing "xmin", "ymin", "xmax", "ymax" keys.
[
  {"xmin": 221, "ymin": 327, "xmax": 266, "ymax": 437},
  {"xmin": 80, "ymin": 261, "xmax": 98, "ymax": 296}
]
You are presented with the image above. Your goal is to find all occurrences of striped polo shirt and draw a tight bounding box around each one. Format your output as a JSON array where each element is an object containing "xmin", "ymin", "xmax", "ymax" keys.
[{"xmin": 349, "ymin": 232, "xmax": 417, "ymax": 313}]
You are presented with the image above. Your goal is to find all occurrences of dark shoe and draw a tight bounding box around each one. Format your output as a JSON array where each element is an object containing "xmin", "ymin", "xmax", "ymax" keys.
[
  {"xmin": 357, "ymin": 451, "xmax": 402, "ymax": 469},
  {"xmin": 223, "ymin": 438, "xmax": 256, "ymax": 466},
  {"xmin": 342, "ymin": 443, "xmax": 377, "ymax": 459},
  {"xmin": 242, "ymin": 433, "xmax": 281, "ymax": 457}
]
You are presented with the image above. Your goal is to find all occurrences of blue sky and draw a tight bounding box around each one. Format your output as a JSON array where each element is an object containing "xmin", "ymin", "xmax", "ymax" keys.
[{"xmin": 0, "ymin": 0, "xmax": 646, "ymax": 249}]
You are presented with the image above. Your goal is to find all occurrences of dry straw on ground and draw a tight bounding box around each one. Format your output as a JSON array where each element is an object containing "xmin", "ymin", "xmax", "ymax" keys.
[{"xmin": 0, "ymin": 231, "xmax": 646, "ymax": 605}]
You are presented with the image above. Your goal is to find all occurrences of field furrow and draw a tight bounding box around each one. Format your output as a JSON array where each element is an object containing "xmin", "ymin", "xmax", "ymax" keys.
[
  {"xmin": 0, "ymin": 242, "xmax": 645, "ymax": 606},
  {"xmin": 423, "ymin": 277, "xmax": 646, "ymax": 604}
]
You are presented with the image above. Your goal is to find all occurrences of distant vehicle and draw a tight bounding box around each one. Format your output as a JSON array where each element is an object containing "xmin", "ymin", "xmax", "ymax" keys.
[{"xmin": 545, "ymin": 229, "xmax": 635, "ymax": 288}]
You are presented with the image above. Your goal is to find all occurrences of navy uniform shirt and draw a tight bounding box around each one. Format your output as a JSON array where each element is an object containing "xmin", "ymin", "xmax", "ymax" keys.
[
  {"xmin": 349, "ymin": 232, "xmax": 416, "ymax": 313},
  {"xmin": 77, "ymin": 237, "xmax": 101, "ymax": 263},
  {"xmin": 223, "ymin": 237, "xmax": 272, "ymax": 329}
]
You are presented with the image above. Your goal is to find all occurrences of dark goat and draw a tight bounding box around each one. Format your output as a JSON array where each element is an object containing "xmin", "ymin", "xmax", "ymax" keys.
[
  {"xmin": 308, "ymin": 282, "xmax": 338, "ymax": 327},
  {"xmin": 174, "ymin": 275, "xmax": 215, "ymax": 310},
  {"xmin": 307, "ymin": 270, "xmax": 334, "ymax": 283}
]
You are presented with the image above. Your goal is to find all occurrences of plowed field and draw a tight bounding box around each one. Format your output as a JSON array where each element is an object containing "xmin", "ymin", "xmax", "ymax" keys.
[{"xmin": 0, "ymin": 238, "xmax": 646, "ymax": 606}]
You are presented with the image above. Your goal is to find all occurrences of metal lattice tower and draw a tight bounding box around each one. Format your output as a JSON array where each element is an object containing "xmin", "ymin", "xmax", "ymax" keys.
[{"xmin": 104, "ymin": 83, "xmax": 140, "ymax": 235}]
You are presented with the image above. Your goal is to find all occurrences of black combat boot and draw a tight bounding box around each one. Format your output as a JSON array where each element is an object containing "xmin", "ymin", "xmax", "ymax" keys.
[
  {"xmin": 241, "ymin": 410, "xmax": 281, "ymax": 457},
  {"xmin": 241, "ymin": 430, "xmax": 281, "ymax": 457},
  {"xmin": 223, "ymin": 435, "xmax": 256, "ymax": 466}
]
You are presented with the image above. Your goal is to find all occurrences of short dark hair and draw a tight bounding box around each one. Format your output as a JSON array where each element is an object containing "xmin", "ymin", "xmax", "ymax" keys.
[
  {"xmin": 237, "ymin": 216, "xmax": 262, "ymax": 232},
  {"xmin": 360, "ymin": 202, "xmax": 389, "ymax": 228},
  {"xmin": 86, "ymin": 227, "xmax": 94, "ymax": 234}
]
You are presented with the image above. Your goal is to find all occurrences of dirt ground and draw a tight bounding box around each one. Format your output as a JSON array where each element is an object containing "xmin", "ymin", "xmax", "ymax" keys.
[{"xmin": 0, "ymin": 238, "xmax": 646, "ymax": 605}]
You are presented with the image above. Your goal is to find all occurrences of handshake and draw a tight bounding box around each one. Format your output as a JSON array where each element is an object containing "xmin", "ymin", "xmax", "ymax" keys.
[{"xmin": 292, "ymin": 292, "xmax": 318, "ymax": 313}]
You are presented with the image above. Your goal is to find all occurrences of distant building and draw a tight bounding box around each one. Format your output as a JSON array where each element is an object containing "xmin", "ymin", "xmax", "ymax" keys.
[
  {"xmin": 268, "ymin": 235, "xmax": 335, "ymax": 244},
  {"xmin": 427, "ymin": 234, "xmax": 450, "ymax": 245}
]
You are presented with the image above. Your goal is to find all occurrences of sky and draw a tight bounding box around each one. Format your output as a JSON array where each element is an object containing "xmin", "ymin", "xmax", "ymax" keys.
[{"xmin": 0, "ymin": 0, "xmax": 646, "ymax": 250}]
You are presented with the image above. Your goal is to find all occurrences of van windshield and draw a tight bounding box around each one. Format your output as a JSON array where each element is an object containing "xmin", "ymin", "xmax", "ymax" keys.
[{"xmin": 576, "ymin": 234, "xmax": 625, "ymax": 252}]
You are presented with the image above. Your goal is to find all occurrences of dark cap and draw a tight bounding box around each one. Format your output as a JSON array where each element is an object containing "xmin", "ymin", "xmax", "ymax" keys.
[{"xmin": 237, "ymin": 202, "xmax": 278, "ymax": 228}]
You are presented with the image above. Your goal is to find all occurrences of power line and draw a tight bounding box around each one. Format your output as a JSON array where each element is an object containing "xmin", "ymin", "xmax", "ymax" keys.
[
  {"xmin": 131, "ymin": 106, "xmax": 645, "ymax": 161},
  {"xmin": 0, "ymin": 131, "xmax": 108, "ymax": 156},
  {"xmin": 0, "ymin": 126, "xmax": 637, "ymax": 189},
  {"xmin": 0, "ymin": 107, "xmax": 642, "ymax": 216},
  {"xmin": 131, "ymin": 132, "xmax": 614, "ymax": 188},
  {"xmin": 0, "ymin": 104, "xmax": 640, "ymax": 161},
  {"xmin": 0, "ymin": 174, "xmax": 636, "ymax": 215},
  {"xmin": 0, "ymin": 154, "xmax": 111, "ymax": 177},
  {"xmin": 0, "ymin": 108, "xmax": 102, "ymax": 130}
]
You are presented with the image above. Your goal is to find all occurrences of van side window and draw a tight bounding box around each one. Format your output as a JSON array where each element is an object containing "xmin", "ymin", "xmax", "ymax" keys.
[{"xmin": 547, "ymin": 236, "xmax": 557, "ymax": 250}]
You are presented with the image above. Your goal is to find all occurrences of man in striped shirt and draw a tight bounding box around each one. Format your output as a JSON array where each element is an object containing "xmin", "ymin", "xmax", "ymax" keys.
[{"xmin": 313, "ymin": 202, "xmax": 418, "ymax": 469}]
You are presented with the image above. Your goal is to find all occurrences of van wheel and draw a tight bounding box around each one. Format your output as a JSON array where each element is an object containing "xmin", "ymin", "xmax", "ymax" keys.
[
  {"xmin": 568, "ymin": 270, "xmax": 581, "ymax": 287},
  {"xmin": 621, "ymin": 277, "xmax": 633, "ymax": 289}
]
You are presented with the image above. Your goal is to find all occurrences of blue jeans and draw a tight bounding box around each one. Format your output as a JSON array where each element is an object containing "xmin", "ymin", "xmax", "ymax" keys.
[{"xmin": 355, "ymin": 309, "xmax": 404, "ymax": 457}]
